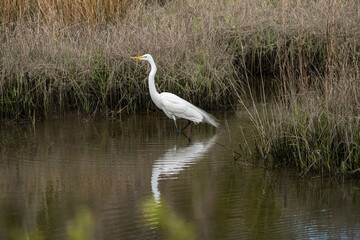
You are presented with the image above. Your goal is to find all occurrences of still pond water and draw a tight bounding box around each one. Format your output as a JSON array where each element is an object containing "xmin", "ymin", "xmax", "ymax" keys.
[{"xmin": 0, "ymin": 111, "xmax": 360, "ymax": 239}]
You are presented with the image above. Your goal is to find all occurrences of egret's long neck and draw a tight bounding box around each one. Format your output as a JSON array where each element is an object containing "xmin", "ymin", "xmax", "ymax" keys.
[{"xmin": 148, "ymin": 59, "xmax": 160, "ymax": 105}]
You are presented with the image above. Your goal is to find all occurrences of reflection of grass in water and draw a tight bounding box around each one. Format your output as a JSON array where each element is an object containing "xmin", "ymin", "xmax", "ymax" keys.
[
  {"xmin": 9, "ymin": 207, "xmax": 95, "ymax": 240},
  {"xmin": 143, "ymin": 198, "xmax": 195, "ymax": 240},
  {"xmin": 66, "ymin": 207, "xmax": 95, "ymax": 240},
  {"xmin": 10, "ymin": 229, "xmax": 44, "ymax": 240}
]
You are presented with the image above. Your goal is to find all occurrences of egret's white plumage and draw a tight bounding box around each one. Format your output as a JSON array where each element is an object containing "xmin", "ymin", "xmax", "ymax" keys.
[{"xmin": 132, "ymin": 54, "xmax": 219, "ymax": 132}]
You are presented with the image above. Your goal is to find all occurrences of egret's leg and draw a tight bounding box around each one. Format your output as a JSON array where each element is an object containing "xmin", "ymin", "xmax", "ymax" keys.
[
  {"xmin": 181, "ymin": 120, "xmax": 191, "ymax": 132},
  {"xmin": 173, "ymin": 119, "xmax": 180, "ymax": 133}
]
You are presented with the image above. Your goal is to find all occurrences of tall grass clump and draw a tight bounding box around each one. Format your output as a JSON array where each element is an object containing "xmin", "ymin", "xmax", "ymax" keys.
[
  {"xmin": 1, "ymin": 0, "xmax": 240, "ymax": 120},
  {"xmin": 252, "ymin": 64, "xmax": 360, "ymax": 177},
  {"xmin": 240, "ymin": 1, "xmax": 360, "ymax": 176}
]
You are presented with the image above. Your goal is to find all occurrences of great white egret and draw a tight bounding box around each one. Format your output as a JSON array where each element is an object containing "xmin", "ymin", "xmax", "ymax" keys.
[{"xmin": 132, "ymin": 54, "xmax": 219, "ymax": 133}]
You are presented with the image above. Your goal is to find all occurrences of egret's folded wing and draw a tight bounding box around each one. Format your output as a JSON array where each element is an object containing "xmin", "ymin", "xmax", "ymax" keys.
[{"xmin": 160, "ymin": 93, "xmax": 204, "ymax": 123}]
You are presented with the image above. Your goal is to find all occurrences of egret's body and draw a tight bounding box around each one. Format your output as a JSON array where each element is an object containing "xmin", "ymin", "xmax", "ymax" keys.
[{"xmin": 132, "ymin": 54, "xmax": 219, "ymax": 132}]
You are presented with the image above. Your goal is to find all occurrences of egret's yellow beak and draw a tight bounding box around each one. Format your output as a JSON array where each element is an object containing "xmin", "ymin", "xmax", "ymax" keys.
[{"xmin": 132, "ymin": 56, "xmax": 144, "ymax": 59}]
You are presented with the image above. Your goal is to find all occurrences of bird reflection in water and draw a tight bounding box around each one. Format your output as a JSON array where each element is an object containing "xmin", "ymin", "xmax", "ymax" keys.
[{"xmin": 151, "ymin": 135, "xmax": 218, "ymax": 203}]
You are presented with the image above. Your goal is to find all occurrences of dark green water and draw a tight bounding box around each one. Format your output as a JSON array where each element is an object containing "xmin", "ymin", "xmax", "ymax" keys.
[{"xmin": 0, "ymin": 111, "xmax": 359, "ymax": 239}]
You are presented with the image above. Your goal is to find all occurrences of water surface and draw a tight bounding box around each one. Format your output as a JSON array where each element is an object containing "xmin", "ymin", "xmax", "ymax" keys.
[{"xmin": 0, "ymin": 111, "xmax": 360, "ymax": 239}]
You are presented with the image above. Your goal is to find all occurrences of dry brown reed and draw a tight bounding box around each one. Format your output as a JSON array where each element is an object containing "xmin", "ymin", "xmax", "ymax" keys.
[{"xmin": 0, "ymin": 0, "xmax": 134, "ymax": 24}]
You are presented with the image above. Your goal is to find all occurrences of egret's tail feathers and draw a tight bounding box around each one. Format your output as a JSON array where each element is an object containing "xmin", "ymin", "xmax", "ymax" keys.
[
  {"xmin": 197, "ymin": 108, "xmax": 219, "ymax": 128},
  {"xmin": 204, "ymin": 112, "xmax": 220, "ymax": 128}
]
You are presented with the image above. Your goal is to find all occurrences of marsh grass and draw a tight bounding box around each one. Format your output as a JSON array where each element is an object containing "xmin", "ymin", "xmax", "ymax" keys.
[
  {"xmin": 0, "ymin": 0, "xmax": 134, "ymax": 24},
  {"xmin": 0, "ymin": 0, "xmax": 355, "ymax": 120},
  {"xmin": 246, "ymin": 59, "xmax": 360, "ymax": 177},
  {"xmin": 1, "ymin": 0, "xmax": 240, "ymax": 120},
  {"xmin": 226, "ymin": 0, "xmax": 360, "ymax": 176}
]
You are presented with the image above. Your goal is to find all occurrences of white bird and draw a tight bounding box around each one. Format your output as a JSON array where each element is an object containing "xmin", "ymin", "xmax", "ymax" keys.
[{"xmin": 132, "ymin": 54, "xmax": 219, "ymax": 133}]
